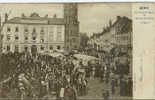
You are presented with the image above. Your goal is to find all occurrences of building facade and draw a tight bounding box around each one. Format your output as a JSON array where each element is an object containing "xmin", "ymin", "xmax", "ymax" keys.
[
  {"xmin": 1, "ymin": 3, "xmax": 80, "ymax": 53},
  {"xmin": 110, "ymin": 16, "xmax": 132, "ymax": 54},
  {"xmin": 88, "ymin": 16, "xmax": 132, "ymax": 53}
]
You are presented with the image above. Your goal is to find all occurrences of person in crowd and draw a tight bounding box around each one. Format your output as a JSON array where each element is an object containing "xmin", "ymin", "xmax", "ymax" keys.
[{"xmin": 0, "ymin": 50, "xmax": 131, "ymax": 99}]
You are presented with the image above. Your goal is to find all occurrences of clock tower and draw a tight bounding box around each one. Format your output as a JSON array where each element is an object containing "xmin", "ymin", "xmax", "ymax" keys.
[{"xmin": 64, "ymin": 3, "xmax": 80, "ymax": 51}]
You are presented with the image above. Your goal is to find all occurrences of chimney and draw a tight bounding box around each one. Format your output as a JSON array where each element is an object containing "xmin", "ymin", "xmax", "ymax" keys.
[{"xmin": 5, "ymin": 13, "xmax": 8, "ymax": 22}]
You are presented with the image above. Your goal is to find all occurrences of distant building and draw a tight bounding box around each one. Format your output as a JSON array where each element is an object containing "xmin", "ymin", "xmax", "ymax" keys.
[
  {"xmin": 88, "ymin": 16, "xmax": 132, "ymax": 53},
  {"xmin": 110, "ymin": 16, "xmax": 132, "ymax": 54},
  {"xmin": 1, "ymin": 3, "xmax": 80, "ymax": 53}
]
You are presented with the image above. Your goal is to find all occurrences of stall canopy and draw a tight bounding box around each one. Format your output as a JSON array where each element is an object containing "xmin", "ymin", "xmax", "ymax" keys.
[
  {"xmin": 74, "ymin": 54, "xmax": 99, "ymax": 66},
  {"xmin": 74, "ymin": 54, "xmax": 98, "ymax": 60},
  {"xmin": 49, "ymin": 52, "xmax": 64, "ymax": 57}
]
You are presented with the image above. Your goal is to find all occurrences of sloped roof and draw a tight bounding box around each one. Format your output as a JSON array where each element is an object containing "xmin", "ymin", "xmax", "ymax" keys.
[{"xmin": 6, "ymin": 17, "xmax": 65, "ymax": 25}]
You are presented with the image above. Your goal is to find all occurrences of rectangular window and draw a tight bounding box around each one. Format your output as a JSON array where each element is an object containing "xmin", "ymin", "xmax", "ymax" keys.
[
  {"xmin": 70, "ymin": 30, "xmax": 72, "ymax": 35},
  {"xmin": 41, "ymin": 27, "xmax": 44, "ymax": 33},
  {"xmin": 74, "ymin": 45, "xmax": 77, "ymax": 48},
  {"xmin": 57, "ymin": 26, "xmax": 62, "ymax": 33},
  {"xmin": 67, "ymin": 38, "xmax": 69, "ymax": 42},
  {"xmin": 7, "ymin": 27, "xmax": 11, "ymax": 32},
  {"xmin": 24, "ymin": 46, "xmax": 28, "ymax": 52},
  {"xmin": 33, "ymin": 28, "xmax": 36, "ymax": 33},
  {"xmin": 40, "ymin": 46, "xmax": 44, "ymax": 51},
  {"xmin": 25, "ymin": 37, "xmax": 28, "ymax": 41},
  {"xmin": 57, "ymin": 45, "xmax": 61, "ymax": 50},
  {"xmin": 50, "ymin": 46, "xmax": 53, "ymax": 50},
  {"xmin": 15, "ymin": 27, "xmax": 19, "ymax": 32},
  {"xmin": 7, "ymin": 35, "xmax": 11, "ymax": 41},
  {"xmin": 7, "ymin": 45, "xmax": 10, "ymax": 51},
  {"xmin": 33, "ymin": 37, "xmax": 36, "ymax": 40},
  {"xmin": 40, "ymin": 28, "xmax": 45, "ymax": 37},
  {"xmin": 24, "ymin": 28, "xmax": 28, "ymax": 32},
  {"xmin": 15, "ymin": 45, "xmax": 19, "ymax": 52},
  {"xmin": 57, "ymin": 26, "xmax": 62, "ymax": 41},
  {"xmin": 49, "ymin": 26, "xmax": 54, "ymax": 41},
  {"xmin": 15, "ymin": 36, "xmax": 19, "ymax": 40},
  {"xmin": 73, "ymin": 38, "xmax": 76, "ymax": 43}
]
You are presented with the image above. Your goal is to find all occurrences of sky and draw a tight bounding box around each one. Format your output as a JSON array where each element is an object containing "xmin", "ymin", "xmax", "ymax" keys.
[{"xmin": 0, "ymin": 3, "xmax": 131, "ymax": 36}]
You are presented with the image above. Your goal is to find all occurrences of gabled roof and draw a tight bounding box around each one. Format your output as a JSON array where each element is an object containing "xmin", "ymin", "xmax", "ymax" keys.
[{"xmin": 6, "ymin": 17, "xmax": 65, "ymax": 25}]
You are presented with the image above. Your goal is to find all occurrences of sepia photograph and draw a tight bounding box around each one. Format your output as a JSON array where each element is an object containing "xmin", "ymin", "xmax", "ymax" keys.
[{"xmin": 0, "ymin": 3, "xmax": 132, "ymax": 100}]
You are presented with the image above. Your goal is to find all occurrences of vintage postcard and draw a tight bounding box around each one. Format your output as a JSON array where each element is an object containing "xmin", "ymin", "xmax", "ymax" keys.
[{"xmin": 0, "ymin": 2, "xmax": 154, "ymax": 100}]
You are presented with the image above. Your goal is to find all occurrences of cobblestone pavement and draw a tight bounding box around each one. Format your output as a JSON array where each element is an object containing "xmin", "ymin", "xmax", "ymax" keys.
[
  {"xmin": 42, "ymin": 77, "xmax": 132, "ymax": 100},
  {"xmin": 78, "ymin": 77, "xmax": 132, "ymax": 99}
]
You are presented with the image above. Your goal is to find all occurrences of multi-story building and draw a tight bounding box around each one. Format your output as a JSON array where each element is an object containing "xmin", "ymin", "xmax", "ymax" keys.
[
  {"xmin": 1, "ymin": 3, "xmax": 80, "ymax": 53},
  {"xmin": 88, "ymin": 16, "xmax": 132, "ymax": 54},
  {"xmin": 110, "ymin": 16, "xmax": 132, "ymax": 54},
  {"xmin": 87, "ymin": 16, "xmax": 132, "ymax": 75}
]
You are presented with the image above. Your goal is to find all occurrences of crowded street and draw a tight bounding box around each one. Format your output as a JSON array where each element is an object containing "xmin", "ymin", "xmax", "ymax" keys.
[
  {"xmin": 0, "ymin": 50, "xmax": 132, "ymax": 100},
  {"xmin": 0, "ymin": 3, "xmax": 132, "ymax": 100}
]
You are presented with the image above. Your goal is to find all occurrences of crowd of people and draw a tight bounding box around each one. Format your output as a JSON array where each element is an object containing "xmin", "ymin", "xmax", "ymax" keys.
[{"xmin": 0, "ymin": 50, "xmax": 132, "ymax": 100}]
